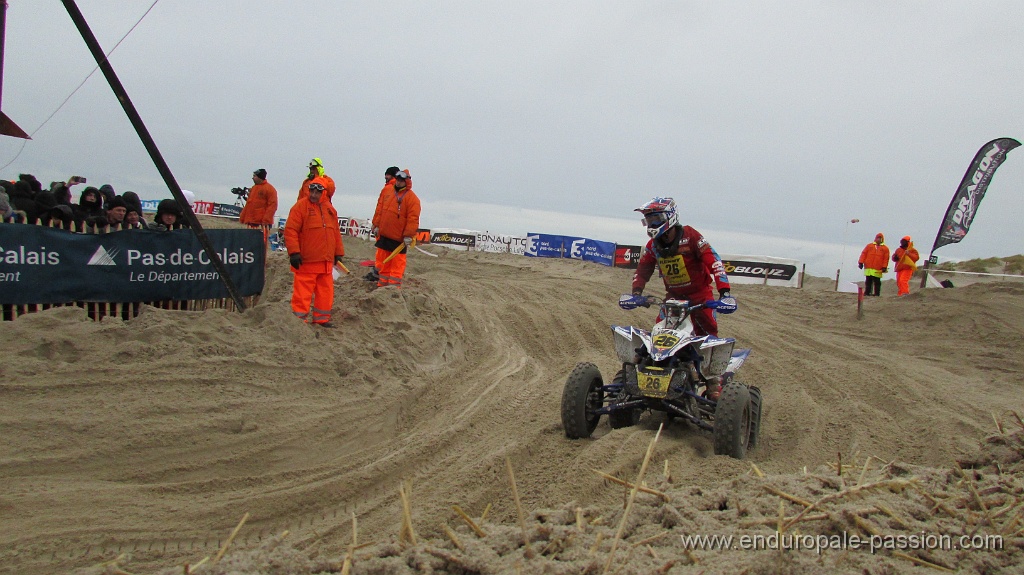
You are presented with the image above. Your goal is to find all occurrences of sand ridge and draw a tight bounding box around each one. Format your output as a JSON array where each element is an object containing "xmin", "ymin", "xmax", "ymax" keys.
[{"xmin": 1, "ymin": 236, "xmax": 1022, "ymax": 574}]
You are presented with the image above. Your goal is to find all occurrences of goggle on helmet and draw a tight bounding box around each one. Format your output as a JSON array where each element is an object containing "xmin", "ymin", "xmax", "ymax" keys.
[{"xmin": 635, "ymin": 197, "xmax": 679, "ymax": 239}]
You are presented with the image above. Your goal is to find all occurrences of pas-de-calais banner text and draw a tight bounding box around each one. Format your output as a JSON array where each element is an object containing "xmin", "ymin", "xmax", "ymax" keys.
[
  {"xmin": 0, "ymin": 226, "xmax": 265, "ymax": 305},
  {"xmin": 930, "ymin": 137, "xmax": 1020, "ymax": 254}
]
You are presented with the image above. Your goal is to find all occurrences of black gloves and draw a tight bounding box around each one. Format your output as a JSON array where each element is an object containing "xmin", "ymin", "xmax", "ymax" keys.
[
  {"xmin": 334, "ymin": 255, "xmax": 344, "ymax": 265},
  {"xmin": 289, "ymin": 253, "xmax": 302, "ymax": 269},
  {"xmin": 858, "ymin": 262, "xmax": 864, "ymax": 269},
  {"xmin": 719, "ymin": 290, "xmax": 731, "ymax": 299}
]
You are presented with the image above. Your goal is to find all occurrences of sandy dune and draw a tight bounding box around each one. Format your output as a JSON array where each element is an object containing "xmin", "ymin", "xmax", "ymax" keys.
[{"xmin": 1, "ymin": 236, "xmax": 1022, "ymax": 574}]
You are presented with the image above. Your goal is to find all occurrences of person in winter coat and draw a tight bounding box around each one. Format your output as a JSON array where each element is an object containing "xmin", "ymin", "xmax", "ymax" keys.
[
  {"xmin": 370, "ymin": 169, "xmax": 420, "ymax": 288},
  {"xmin": 0, "ymin": 186, "xmax": 16, "ymax": 222},
  {"xmin": 74, "ymin": 186, "xmax": 107, "ymax": 230},
  {"xmin": 630, "ymin": 196, "xmax": 736, "ymax": 400},
  {"xmin": 364, "ymin": 166, "xmax": 401, "ymax": 282},
  {"xmin": 98, "ymin": 184, "xmax": 116, "ymax": 209},
  {"xmin": 105, "ymin": 196, "xmax": 128, "ymax": 230},
  {"xmin": 8, "ymin": 179, "xmax": 40, "ymax": 224},
  {"xmin": 892, "ymin": 236, "xmax": 920, "ymax": 296},
  {"xmin": 148, "ymin": 198, "xmax": 187, "ymax": 230},
  {"xmin": 858, "ymin": 233, "xmax": 890, "ymax": 296},
  {"xmin": 297, "ymin": 158, "xmax": 336, "ymax": 202},
  {"xmin": 121, "ymin": 191, "xmax": 146, "ymax": 226},
  {"xmin": 284, "ymin": 178, "xmax": 345, "ymax": 327},
  {"xmin": 239, "ymin": 168, "xmax": 278, "ymax": 237}
]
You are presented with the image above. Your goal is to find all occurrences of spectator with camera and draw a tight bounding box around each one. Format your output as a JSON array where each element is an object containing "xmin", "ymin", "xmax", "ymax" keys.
[{"xmin": 238, "ymin": 168, "xmax": 278, "ymax": 239}]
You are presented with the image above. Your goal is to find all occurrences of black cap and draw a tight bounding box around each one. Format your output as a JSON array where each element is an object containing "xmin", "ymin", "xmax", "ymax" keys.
[
  {"xmin": 385, "ymin": 166, "xmax": 400, "ymax": 177},
  {"xmin": 253, "ymin": 169, "xmax": 267, "ymax": 180}
]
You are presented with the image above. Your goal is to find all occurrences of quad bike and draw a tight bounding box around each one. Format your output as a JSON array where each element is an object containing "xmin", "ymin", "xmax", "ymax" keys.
[{"xmin": 561, "ymin": 295, "xmax": 762, "ymax": 459}]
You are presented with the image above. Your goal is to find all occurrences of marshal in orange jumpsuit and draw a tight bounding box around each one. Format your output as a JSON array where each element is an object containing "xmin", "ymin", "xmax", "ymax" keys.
[
  {"xmin": 284, "ymin": 178, "xmax": 344, "ymax": 325},
  {"xmin": 371, "ymin": 169, "xmax": 420, "ymax": 288},
  {"xmin": 892, "ymin": 235, "xmax": 920, "ymax": 297},
  {"xmin": 297, "ymin": 158, "xmax": 336, "ymax": 202}
]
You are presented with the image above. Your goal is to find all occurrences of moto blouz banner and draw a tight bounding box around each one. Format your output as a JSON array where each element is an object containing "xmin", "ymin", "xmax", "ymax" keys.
[
  {"xmin": 0, "ymin": 226, "xmax": 265, "ymax": 305},
  {"xmin": 720, "ymin": 254, "xmax": 803, "ymax": 288},
  {"xmin": 931, "ymin": 137, "xmax": 1021, "ymax": 252}
]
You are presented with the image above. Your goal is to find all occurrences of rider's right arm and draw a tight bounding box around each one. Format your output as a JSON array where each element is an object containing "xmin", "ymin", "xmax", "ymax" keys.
[{"xmin": 631, "ymin": 244, "xmax": 657, "ymax": 293}]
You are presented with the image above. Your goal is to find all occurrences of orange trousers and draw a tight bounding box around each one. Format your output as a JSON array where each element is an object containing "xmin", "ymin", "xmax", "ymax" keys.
[
  {"xmin": 375, "ymin": 247, "xmax": 407, "ymax": 287},
  {"xmin": 291, "ymin": 261, "xmax": 334, "ymax": 323},
  {"xmin": 896, "ymin": 269, "xmax": 913, "ymax": 296}
]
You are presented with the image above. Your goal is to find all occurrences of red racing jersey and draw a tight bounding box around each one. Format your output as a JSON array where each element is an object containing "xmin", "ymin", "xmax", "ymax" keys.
[{"xmin": 631, "ymin": 225, "xmax": 730, "ymax": 301}]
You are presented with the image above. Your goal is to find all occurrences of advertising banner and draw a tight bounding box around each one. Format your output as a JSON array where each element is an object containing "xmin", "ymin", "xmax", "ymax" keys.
[
  {"xmin": 566, "ymin": 237, "xmax": 615, "ymax": 266},
  {"xmin": 0, "ymin": 226, "xmax": 265, "ymax": 304},
  {"xmin": 475, "ymin": 232, "xmax": 528, "ymax": 255},
  {"xmin": 615, "ymin": 245, "xmax": 642, "ymax": 269},
  {"xmin": 211, "ymin": 203, "xmax": 242, "ymax": 218},
  {"xmin": 430, "ymin": 228, "xmax": 477, "ymax": 250},
  {"xmin": 525, "ymin": 233, "xmax": 571, "ymax": 258},
  {"xmin": 339, "ymin": 217, "xmax": 372, "ymax": 238},
  {"xmin": 192, "ymin": 201, "xmax": 214, "ymax": 215},
  {"xmin": 720, "ymin": 254, "xmax": 802, "ymax": 288},
  {"xmin": 414, "ymin": 229, "xmax": 432, "ymax": 244},
  {"xmin": 931, "ymin": 137, "xmax": 1021, "ymax": 253}
]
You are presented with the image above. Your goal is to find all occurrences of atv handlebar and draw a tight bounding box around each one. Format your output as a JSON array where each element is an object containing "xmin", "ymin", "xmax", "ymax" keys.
[{"xmin": 618, "ymin": 294, "xmax": 733, "ymax": 313}]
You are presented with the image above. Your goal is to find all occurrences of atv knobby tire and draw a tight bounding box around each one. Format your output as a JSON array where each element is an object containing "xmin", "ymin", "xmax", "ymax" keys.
[
  {"xmin": 747, "ymin": 385, "xmax": 763, "ymax": 450},
  {"xmin": 562, "ymin": 362, "xmax": 604, "ymax": 438},
  {"xmin": 608, "ymin": 368, "xmax": 641, "ymax": 429},
  {"xmin": 713, "ymin": 382, "xmax": 752, "ymax": 459}
]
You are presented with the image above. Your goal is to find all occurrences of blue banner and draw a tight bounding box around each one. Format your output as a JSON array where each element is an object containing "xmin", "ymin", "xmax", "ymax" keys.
[
  {"xmin": 525, "ymin": 233, "xmax": 572, "ymax": 258},
  {"xmin": 567, "ymin": 237, "xmax": 615, "ymax": 267},
  {"xmin": 0, "ymin": 226, "xmax": 265, "ymax": 304},
  {"xmin": 525, "ymin": 233, "xmax": 615, "ymax": 266}
]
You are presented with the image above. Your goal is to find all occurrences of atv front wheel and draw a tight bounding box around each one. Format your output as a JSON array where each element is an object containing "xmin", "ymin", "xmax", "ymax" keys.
[
  {"xmin": 562, "ymin": 362, "xmax": 605, "ymax": 438},
  {"xmin": 608, "ymin": 368, "xmax": 641, "ymax": 429},
  {"xmin": 713, "ymin": 383, "xmax": 752, "ymax": 459}
]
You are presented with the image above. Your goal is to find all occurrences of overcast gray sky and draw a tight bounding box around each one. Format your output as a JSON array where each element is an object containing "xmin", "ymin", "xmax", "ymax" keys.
[{"xmin": 2, "ymin": 1, "xmax": 1021, "ymax": 278}]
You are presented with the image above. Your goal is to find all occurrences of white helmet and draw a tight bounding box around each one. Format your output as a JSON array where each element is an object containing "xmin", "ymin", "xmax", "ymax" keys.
[{"xmin": 634, "ymin": 197, "xmax": 679, "ymax": 239}]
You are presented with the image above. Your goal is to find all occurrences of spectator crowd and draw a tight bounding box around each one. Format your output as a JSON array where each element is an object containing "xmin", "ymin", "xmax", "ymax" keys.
[{"xmin": 0, "ymin": 173, "xmax": 188, "ymax": 231}]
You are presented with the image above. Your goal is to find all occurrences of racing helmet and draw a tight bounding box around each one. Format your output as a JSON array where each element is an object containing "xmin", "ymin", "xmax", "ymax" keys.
[{"xmin": 635, "ymin": 197, "xmax": 679, "ymax": 239}]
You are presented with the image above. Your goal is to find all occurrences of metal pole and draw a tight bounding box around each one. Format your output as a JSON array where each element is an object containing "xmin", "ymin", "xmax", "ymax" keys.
[
  {"xmin": 60, "ymin": 0, "xmax": 246, "ymax": 311},
  {"xmin": 0, "ymin": 0, "xmax": 7, "ymax": 109}
]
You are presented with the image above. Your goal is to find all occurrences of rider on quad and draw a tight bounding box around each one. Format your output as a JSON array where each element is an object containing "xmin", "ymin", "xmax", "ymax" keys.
[{"xmin": 631, "ymin": 197, "xmax": 737, "ymax": 398}]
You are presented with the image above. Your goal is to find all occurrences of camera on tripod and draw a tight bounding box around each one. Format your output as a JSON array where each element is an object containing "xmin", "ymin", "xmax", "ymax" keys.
[{"xmin": 230, "ymin": 186, "xmax": 250, "ymax": 201}]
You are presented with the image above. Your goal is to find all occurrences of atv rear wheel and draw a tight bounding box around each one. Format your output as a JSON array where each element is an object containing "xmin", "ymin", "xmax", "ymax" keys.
[
  {"xmin": 608, "ymin": 368, "xmax": 641, "ymax": 429},
  {"xmin": 747, "ymin": 385, "xmax": 763, "ymax": 450},
  {"xmin": 713, "ymin": 383, "xmax": 752, "ymax": 459},
  {"xmin": 562, "ymin": 362, "xmax": 605, "ymax": 438}
]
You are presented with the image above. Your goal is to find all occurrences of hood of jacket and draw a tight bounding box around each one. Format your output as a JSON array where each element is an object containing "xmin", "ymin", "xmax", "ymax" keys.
[{"xmin": 78, "ymin": 186, "xmax": 104, "ymax": 211}]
